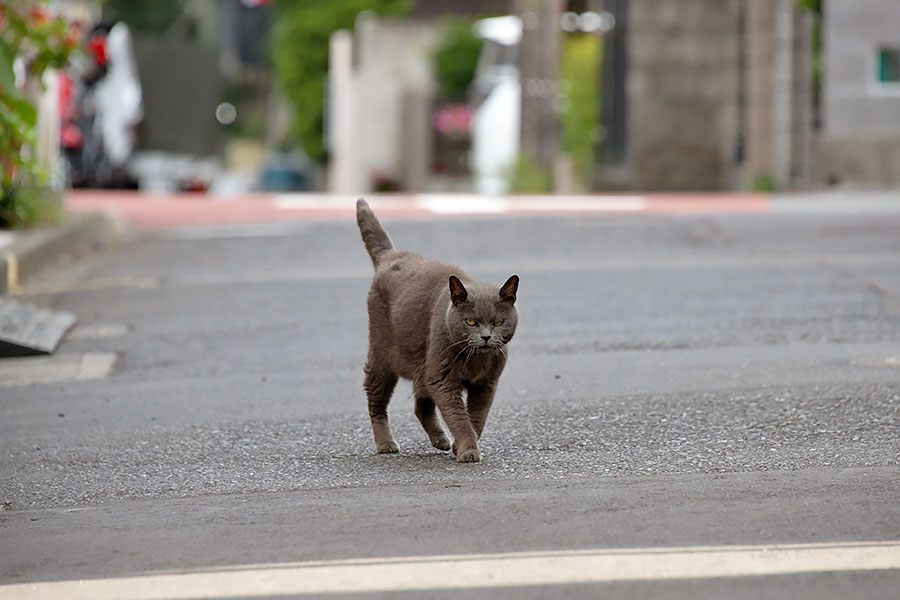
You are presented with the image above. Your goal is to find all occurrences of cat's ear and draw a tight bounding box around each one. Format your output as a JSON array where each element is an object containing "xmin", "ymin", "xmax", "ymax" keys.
[
  {"xmin": 448, "ymin": 275, "xmax": 468, "ymax": 306},
  {"xmin": 499, "ymin": 275, "xmax": 519, "ymax": 304}
]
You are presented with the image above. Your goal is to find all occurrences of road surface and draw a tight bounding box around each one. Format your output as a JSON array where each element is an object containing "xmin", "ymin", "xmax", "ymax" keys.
[{"xmin": 1, "ymin": 194, "xmax": 899, "ymax": 598}]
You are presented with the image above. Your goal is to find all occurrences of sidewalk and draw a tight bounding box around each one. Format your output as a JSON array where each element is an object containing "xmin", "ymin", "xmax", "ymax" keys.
[
  {"xmin": 65, "ymin": 190, "xmax": 774, "ymax": 231},
  {"xmin": 0, "ymin": 211, "xmax": 122, "ymax": 294}
]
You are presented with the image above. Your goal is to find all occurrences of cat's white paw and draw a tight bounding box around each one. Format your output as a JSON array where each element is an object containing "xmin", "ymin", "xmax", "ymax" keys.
[{"xmin": 376, "ymin": 440, "xmax": 399, "ymax": 453}]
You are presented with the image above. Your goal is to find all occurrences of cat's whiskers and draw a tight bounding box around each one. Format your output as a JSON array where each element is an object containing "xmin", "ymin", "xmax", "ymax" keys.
[{"xmin": 451, "ymin": 340, "xmax": 474, "ymax": 364}]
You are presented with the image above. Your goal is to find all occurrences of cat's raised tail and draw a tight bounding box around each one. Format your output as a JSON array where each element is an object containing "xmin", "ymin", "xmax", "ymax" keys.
[{"xmin": 356, "ymin": 198, "xmax": 395, "ymax": 268}]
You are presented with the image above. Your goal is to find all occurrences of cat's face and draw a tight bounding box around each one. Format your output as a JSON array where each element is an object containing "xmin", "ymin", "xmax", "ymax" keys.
[{"xmin": 446, "ymin": 275, "xmax": 518, "ymax": 353}]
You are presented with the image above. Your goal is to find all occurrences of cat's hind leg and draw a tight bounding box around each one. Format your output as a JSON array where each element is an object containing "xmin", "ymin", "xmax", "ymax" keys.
[
  {"xmin": 413, "ymin": 387, "xmax": 452, "ymax": 451},
  {"xmin": 364, "ymin": 364, "xmax": 399, "ymax": 453}
]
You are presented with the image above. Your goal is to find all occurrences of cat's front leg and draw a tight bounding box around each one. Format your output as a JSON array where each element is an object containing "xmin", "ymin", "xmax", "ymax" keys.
[
  {"xmin": 464, "ymin": 382, "xmax": 496, "ymax": 440},
  {"xmin": 433, "ymin": 387, "xmax": 481, "ymax": 462}
]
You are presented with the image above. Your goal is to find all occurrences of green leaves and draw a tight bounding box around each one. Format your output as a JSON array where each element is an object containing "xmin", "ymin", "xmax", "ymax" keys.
[
  {"xmin": 0, "ymin": 41, "xmax": 20, "ymax": 99},
  {"xmin": 560, "ymin": 34, "xmax": 601, "ymax": 186},
  {"xmin": 1, "ymin": 1, "xmax": 76, "ymax": 227},
  {"xmin": 434, "ymin": 17, "xmax": 483, "ymax": 102}
]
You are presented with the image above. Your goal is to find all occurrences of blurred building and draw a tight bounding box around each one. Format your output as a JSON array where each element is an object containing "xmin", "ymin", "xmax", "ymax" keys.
[
  {"xmin": 598, "ymin": 0, "xmax": 900, "ymax": 192},
  {"xmin": 596, "ymin": 0, "xmax": 809, "ymax": 191},
  {"xmin": 328, "ymin": 0, "xmax": 506, "ymax": 194},
  {"xmin": 813, "ymin": 0, "xmax": 900, "ymax": 188},
  {"xmin": 101, "ymin": 0, "xmax": 281, "ymax": 192},
  {"xmin": 329, "ymin": 13, "xmax": 439, "ymax": 194}
]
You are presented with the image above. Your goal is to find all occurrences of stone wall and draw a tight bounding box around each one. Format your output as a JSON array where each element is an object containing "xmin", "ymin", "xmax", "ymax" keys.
[{"xmin": 354, "ymin": 14, "xmax": 439, "ymax": 191}]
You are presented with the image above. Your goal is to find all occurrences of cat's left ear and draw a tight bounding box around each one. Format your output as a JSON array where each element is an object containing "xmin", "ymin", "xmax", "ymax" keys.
[{"xmin": 499, "ymin": 275, "xmax": 519, "ymax": 304}]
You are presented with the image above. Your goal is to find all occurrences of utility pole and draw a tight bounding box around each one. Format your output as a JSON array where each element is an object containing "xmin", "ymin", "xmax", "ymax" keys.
[
  {"xmin": 515, "ymin": 0, "xmax": 563, "ymax": 171},
  {"xmin": 599, "ymin": 0, "xmax": 627, "ymax": 166}
]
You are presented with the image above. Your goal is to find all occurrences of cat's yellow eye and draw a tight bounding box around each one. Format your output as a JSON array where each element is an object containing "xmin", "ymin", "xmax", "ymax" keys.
[
  {"xmin": 493, "ymin": 319, "xmax": 504, "ymax": 326},
  {"xmin": 465, "ymin": 318, "xmax": 477, "ymax": 326}
]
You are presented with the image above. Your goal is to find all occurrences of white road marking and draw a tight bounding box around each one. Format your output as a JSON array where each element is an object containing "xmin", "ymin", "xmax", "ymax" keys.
[
  {"xmin": 2, "ymin": 541, "xmax": 898, "ymax": 599},
  {"xmin": 273, "ymin": 195, "xmax": 360, "ymax": 210},
  {"xmin": 18, "ymin": 277, "xmax": 159, "ymax": 295},
  {"xmin": 66, "ymin": 323, "xmax": 131, "ymax": 340},
  {"xmin": 417, "ymin": 195, "xmax": 511, "ymax": 214},
  {"xmin": 274, "ymin": 194, "xmax": 648, "ymax": 215},
  {"xmin": 0, "ymin": 352, "xmax": 117, "ymax": 388},
  {"xmin": 503, "ymin": 195, "xmax": 647, "ymax": 212}
]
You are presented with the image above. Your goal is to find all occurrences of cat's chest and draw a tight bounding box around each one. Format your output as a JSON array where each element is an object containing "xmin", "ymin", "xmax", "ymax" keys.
[{"xmin": 456, "ymin": 352, "xmax": 502, "ymax": 384}]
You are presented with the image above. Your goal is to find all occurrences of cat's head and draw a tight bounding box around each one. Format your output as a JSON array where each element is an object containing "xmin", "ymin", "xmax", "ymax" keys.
[{"xmin": 446, "ymin": 275, "xmax": 519, "ymax": 352}]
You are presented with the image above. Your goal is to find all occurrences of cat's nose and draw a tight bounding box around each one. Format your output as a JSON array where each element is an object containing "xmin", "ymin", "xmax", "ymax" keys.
[{"xmin": 481, "ymin": 334, "xmax": 492, "ymax": 342}]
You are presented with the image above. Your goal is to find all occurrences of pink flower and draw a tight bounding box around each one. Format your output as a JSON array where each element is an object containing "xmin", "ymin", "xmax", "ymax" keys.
[{"xmin": 433, "ymin": 103, "xmax": 472, "ymax": 137}]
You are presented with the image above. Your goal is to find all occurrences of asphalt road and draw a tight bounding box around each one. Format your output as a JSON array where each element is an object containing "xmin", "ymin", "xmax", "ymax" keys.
[{"xmin": 1, "ymin": 202, "xmax": 899, "ymax": 598}]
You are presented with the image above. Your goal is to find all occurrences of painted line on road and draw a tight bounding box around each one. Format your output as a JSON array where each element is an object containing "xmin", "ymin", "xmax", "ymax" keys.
[
  {"xmin": 2, "ymin": 541, "xmax": 898, "ymax": 599},
  {"xmin": 274, "ymin": 194, "xmax": 650, "ymax": 216},
  {"xmin": 0, "ymin": 352, "xmax": 117, "ymax": 388},
  {"xmin": 2, "ymin": 250, "xmax": 19, "ymax": 293}
]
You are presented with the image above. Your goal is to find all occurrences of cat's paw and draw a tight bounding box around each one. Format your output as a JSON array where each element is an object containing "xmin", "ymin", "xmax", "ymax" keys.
[
  {"xmin": 455, "ymin": 448, "xmax": 482, "ymax": 463},
  {"xmin": 431, "ymin": 434, "xmax": 452, "ymax": 451},
  {"xmin": 375, "ymin": 440, "xmax": 400, "ymax": 453}
]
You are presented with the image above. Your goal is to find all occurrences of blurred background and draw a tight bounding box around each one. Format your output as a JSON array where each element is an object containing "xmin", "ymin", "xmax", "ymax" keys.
[{"xmin": 3, "ymin": 0, "xmax": 899, "ymax": 219}]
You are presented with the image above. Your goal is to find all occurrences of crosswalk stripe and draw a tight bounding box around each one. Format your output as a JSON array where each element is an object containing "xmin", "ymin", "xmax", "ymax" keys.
[{"xmin": 2, "ymin": 541, "xmax": 898, "ymax": 599}]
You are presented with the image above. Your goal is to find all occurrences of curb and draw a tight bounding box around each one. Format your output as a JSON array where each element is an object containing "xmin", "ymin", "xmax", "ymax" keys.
[{"xmin": 0, "ymin": 211, "xmax": 124, "ymax": 294}]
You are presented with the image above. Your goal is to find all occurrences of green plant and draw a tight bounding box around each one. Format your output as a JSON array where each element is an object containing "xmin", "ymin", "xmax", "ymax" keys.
[
  {"xmin": 101, "ymin": 0, "xmax": 183, "ymax": 34},
  {"xmin": 433, "ymin": 16, "xmax": 482, "ymax": 102},
  {"xmin": 753, "ymin": 173, "xmax": 776, "ymax": 193},
  {"xmin": 560, "ymin": 34, "xmax": 601, "ymax": 187},
  {"xmin": 508, "ymin": 152, "xmax": 552, "ymax": 193},
  {"xmin": 795, "ymin": 0, "xmax": 822, "ymax": 108},
  {"xmin": 0, "ymin": 182, "xmax": 63, "ymax": 228},
  {"xmin": 1, "ymin": 1, "xmax": 77, "ymax": 228},
  {"xmin": 270, "ymin": 0, "xmax": 410, "ymax": 163}
]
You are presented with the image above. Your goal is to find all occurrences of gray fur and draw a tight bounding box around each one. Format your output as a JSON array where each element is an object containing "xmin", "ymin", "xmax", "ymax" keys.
[{"xmin": 356, "ymin": 199, "xmax": 519, "ymax": 463}]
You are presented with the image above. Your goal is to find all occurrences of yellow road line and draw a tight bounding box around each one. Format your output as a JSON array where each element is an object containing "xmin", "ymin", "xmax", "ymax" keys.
[{"xmin": 2, "ymin": 250, "xmax": 18, "ymax": 293}]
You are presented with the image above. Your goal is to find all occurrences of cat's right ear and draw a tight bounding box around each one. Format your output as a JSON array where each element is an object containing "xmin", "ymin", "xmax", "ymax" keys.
[
  {"xmin": 448, "ymin": 275, "xmax": 468, "ymax": 306},
  {"xmin": 499, "ymin": 275, "xmax": 519, "ymax": 304}
]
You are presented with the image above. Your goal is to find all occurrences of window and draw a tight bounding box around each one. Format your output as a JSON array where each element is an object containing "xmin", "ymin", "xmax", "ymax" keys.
[{"xmin": 876, "ymin": 46, "xmax": 900, "ymax": 84}]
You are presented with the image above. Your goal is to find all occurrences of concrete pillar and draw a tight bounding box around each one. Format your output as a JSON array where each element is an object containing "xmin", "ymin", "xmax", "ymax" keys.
[
  {"xmin": 746, "ymin": 0, "xmax": 812, "ymax": 189},
  {"xmin": 400, "ymin": 91, "xmax": 431, "ymax": 192},
  {"xmin": 771, "ymin": 0, "xmax": 812, "ymax": 188},
  {"xmin": 746, "ymin": 0, "xmax": 775, "ymax": 184},
  {"xmin": 327, "ymin": 29, "xmax": 362, "ymax": 194},
  {"xmin": 516, "ymin": 0, "xmax": 563, "ymax": 171}
]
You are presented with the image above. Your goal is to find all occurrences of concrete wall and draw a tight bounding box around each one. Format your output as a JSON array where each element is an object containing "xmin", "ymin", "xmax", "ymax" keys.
[
  {"xmin": 354, "ymin": 14, "xmax": 439, "ymax": 190},
  {"xmin": 627, "ymin": 0, "xmax": 741, "ymax": 191}
]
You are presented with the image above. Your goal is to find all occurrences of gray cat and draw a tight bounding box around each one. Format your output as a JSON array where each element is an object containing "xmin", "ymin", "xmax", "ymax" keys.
[{"xmin": 356, "ymin": 199, "xmax": 519, "ymax": 463}]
